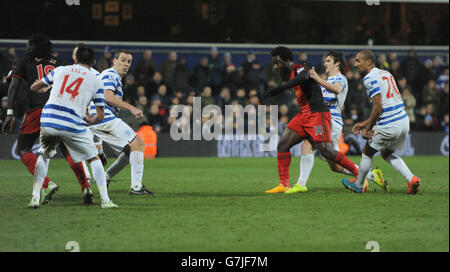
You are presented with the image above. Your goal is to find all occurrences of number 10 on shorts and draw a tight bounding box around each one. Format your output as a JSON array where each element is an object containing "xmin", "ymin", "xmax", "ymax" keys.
[{"xmin": 314, "ymin": 125, "xmax": 324, "ymax": 136}]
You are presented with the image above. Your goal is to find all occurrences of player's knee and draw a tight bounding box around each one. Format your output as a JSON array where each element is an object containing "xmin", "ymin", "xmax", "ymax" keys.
[
  {"xmin": 276, "ymin": 142, "xmax": 283, "ymax": 152},
  {"xmin": 381, "ymin": 150, "xmax": 394, "ymax": 160},
  {"xmin": 277, "ymin": 140, "xmax": 289, "ymax": 153},
  {"xmin": 130, "ymin": 136, "xmax": 145, "ymax": 152},
  {"xmin": 322, "ymin": 150, "xmax": 333, "ymax": 160},
  {"xmin": 362, "ymin": 143, "xmax": 377, "ymax": 158},
  {"xmin": 316, "ymin": 143, "xmax": 334, "ymax": 160},
  {"xmin": 302, "ymin": 141, "xmax": 313, "ymax": 154}
]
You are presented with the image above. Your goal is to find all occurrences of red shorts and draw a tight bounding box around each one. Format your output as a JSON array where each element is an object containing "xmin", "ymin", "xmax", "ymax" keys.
[
  {"xmin": 287, "ymin": 111, "xmax": 331, "ymax": 143},
  {"xmin": 19, "ymin": 108, "xmax": 42, "ymax": 135}
]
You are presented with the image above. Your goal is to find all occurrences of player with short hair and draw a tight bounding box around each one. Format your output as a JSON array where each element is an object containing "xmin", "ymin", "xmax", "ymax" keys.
[
  {"xmin": 29, "ymin": 44, "xmax": 117, "ymax": 208},
  {"xmin": 264, "ymin": 46, "xmax": 359, "ymax": 193},
  {"xmin": 342, "ymin": 50, "xmax": 420, "ymax": 194},
  {"xmin": 285, "ymin": 51, "xmax": 386, "ymax": 194},
  {"xmin": 88, "ymin": 50, "xmax": 153, "ymax": 195},
  {"xmin": 71, "ymin": 43, "xmax": 108, "ymax": 190},
  {"xmin": 1, "ymin": 33, "xmax": 92, "ymax": 204}
]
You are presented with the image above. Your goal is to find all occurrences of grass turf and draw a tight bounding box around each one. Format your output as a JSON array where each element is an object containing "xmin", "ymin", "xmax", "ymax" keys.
[{"xmin": 0, "ymin": 155, "xmax": 448, "ymax": 252}]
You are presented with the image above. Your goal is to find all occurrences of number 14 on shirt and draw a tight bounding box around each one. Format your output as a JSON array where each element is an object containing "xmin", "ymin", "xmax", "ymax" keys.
[{"xmin": 58, "ymin": 75, "xmax": 84, "ymax": 101}]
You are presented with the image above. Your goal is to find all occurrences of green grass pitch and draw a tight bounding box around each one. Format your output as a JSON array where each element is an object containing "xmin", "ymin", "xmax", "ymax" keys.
[{"xmin": 0, "ymin": 156, "xmax": 448, "ymax": 252}]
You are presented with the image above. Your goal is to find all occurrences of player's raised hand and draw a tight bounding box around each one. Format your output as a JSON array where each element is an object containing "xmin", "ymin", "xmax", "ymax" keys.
[
  {"xmin": 2, "ymin": 115, "xmax": 15, "ymax": 135},
  {"xmin": 309, "ymin": 67, "xmax": 319, "ymax": 81},
  {"xmin": 352, "ymin": 121, "xmax": 366, "ymax": 135},
  {"xmin": 131, "ymin": 107, "xmax": 144, "ymax": 119}
]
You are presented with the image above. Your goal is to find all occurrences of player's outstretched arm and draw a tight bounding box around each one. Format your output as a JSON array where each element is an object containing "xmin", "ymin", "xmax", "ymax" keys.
[
  {"xmin": 277, "ymin": 70, "xmax": 310, "ymax": 91},
  {"xmin": 310, "ymin": 67, "xmax": 343, "ymax": 94},
  {"xmin": 30, "ymin": 79, "xmax": 50, "ymax": 93},
  {"xmin": 104, "ymin": 89, "xmax": 143, "ymax": 118},
  {"xmin": 264, "ymin": 70, "xmax": 310, "ymax": 98}
]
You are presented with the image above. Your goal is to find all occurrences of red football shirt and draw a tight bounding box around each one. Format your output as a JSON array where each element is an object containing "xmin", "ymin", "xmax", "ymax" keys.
[{"xmin": 290, "ymin": 63, "xmax": 329, "ymax": 115}]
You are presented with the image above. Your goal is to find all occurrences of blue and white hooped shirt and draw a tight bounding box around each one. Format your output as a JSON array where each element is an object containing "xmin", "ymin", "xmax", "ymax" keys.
[
  {"xmin": 88, "ymin": 67, "xmax": 123, "ymax": 125},
  {"xmin": 363, "ymin": 68, "xmax": 408, "ymax": 126},
  {"xmin": 41, "ymin": 64, "xmax": 105, "ymax": 133},
  {"xmin": 321, "ymin": 73, "xmax": 348, "ymax": 128}
]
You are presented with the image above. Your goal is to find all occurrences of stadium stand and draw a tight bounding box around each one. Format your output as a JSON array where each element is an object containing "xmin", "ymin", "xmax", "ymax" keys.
[{"xmin": 1, "ymin": 41, "xmax": 448, "ymax": 141}]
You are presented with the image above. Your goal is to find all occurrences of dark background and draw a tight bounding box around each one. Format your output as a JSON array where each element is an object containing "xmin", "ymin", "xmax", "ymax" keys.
[{"xmin": 1, "ymin": 0, "xmax": 448, "ymax": 45}]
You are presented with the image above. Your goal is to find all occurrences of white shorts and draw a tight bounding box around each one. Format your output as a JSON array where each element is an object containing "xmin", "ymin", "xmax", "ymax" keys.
[
  {"xmin": 369, "ymin": 116, "xmax": 410, "ymax": 151},
  {"xmin": 88, "ymin": 118, "xmax": 137, "ymax": 155},
  {"xmin": 330, "ymin": 119, "xmax": 342, "ymax": 152},
  {"xmin": 39, "ymin": 127, "xmax": 98, "ymax": 163},
  {"xmin": 317, "ymin": 118, "xmax": 342, "ymax": 160}
]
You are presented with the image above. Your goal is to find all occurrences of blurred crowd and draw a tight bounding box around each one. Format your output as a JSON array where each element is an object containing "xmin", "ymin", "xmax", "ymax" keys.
[
  {"xmin": 1, "ymin": 46, "xmax": 449, "ymax": 136},
  {"xmin": 342, "ymin": 50, "xmax": 449, "ymax": 135}
]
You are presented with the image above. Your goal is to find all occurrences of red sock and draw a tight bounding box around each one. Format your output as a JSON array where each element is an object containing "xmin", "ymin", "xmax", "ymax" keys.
[
  {"xmin": 334, "ymin": 152, "xmax": 359, "ymax": 177},
  {"xmin": 277, "ymin": 152, "xmax": 291, "ymax": 188},
  {"xmin": 21, "ymin": 152, "xmax": 51, "ymax": 189},
  {"xmin": 66, "ymin": 155, "xmax": 91, "ymax": 192}
]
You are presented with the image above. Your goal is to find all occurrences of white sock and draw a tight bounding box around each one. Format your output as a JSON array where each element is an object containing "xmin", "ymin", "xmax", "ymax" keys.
[
  {"xmin": 356, "ymin": 154, "xmax": 372, "ymax": 187},
  {"xmin": 82, "ymin": 161, "xmax": 91, "ymax": 180},
  {"xmin": 90, "ymin": 159, "xmax": 110, "ymax": 202},
  {"xmin": 297, "ymin": 154, "xmax": 314, "ymax": 187},
  {"xmin": 385, "ymin": 154, "xmax": 414, "ymax": 183},
  {"xmin": 106, "ymin": 152, "xmax": 129, "ymax": 179},
  {"xmin": 33, "ymin": 155, "xmax": 49, "ymax": 198},
  {"xmin": 130, "ymin": 151, "xmax": 144, "ymax": 190}
]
